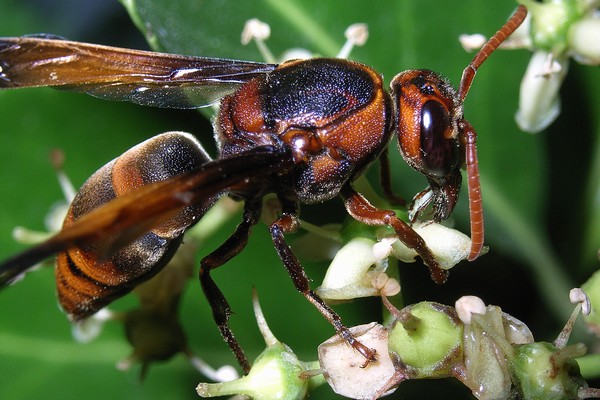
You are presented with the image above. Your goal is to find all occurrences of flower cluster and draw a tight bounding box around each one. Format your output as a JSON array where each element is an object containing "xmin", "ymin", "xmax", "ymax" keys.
[
  {"xmin": 461, "ymin": 0, "xmax": 600, "ymax": 133},
  {"xmin": 198, "ymin": 289, "xmax": 598, "ymax": 399}
]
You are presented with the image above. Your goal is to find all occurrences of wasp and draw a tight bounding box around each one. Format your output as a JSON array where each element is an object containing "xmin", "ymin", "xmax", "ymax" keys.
[{"xmin": 0, "ymin": 6, "xmax": 527, "ymax": 372}]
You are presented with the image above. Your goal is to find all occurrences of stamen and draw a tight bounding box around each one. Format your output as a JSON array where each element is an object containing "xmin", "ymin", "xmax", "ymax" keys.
[
  {"xmin": 337, "ymin": 23, "xmax": 369, "ymax": 59},
  {"xmin": 455, "ymin": 295, "xmax": 486, "ymax": 324},
  {"xmin": 241, "ymin": 18, "xmax": 276, "ymax": 63}
]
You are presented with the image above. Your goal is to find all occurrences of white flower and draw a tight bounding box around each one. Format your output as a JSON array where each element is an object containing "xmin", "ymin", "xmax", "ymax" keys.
[
  {"xmin": 316, "ymin": 237, "xmax": 392, "ymax": 301},
  {"xmin": 389, "ymin": 222, "xmax": 481, "ymax": 270},
  {"xmin": 568, "ymin": 11, "xmax": 600, "ymax": 64},
  {"xmin": 316, "ymin": 222, "xmax": 478, "ymax": 301},
  {"xmin": 515, "ymin": 50, "xmax": 569, "ymax": 133}
]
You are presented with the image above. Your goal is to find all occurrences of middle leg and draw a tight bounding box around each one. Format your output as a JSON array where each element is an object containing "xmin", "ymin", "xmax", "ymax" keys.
[{"xmin": 268, "ymin": 197, "xmax": 377, "ymax": 364}]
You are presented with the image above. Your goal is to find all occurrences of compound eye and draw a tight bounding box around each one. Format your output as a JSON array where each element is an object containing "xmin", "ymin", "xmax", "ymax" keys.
[{"xmin": 420, "ymin": 100, "xmax": 459, "ymax": 177}]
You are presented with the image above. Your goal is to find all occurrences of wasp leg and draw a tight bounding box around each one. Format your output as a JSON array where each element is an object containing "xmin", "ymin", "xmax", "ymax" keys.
[
  {"xmin": 199, "ymin": 199, "xmax": 262, "ymax": 374},
  {"xmin": 268, "ymin": 197, "xmax": 377, "ymax": 365},
  {"xmin": 341, "ymin": 184, "xmax": 448, "ymax": 284}
]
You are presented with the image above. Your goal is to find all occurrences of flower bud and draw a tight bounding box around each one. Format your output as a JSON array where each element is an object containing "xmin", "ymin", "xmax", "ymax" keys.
[
  {"xmin": 197, "ymin": 342, "xmax": 310, "ymax": 400},
  {"xmin": 510, "ymin": 342, "xmax": 587, "ymax": 400},
  {"xmin": 568, "ymin": 13, "xmax": 600, "ymax": 65},
  {"xmin": 197, "ymin": 290, "xmax": 313, "ymax": 399},
  {"xmin": 390, "ymin": 222, "xmax": 478, "ymax": 270},
  {"xmin": 317, "ymin": 237, "xmax": 385, "ymax": 300},
  {"xmin": 387, "ymin": 302, "xmax": 463, "ymax": 379},
  {"xmin": 515, "ymin": 51, "xmax": 568, "ymax": 133}
]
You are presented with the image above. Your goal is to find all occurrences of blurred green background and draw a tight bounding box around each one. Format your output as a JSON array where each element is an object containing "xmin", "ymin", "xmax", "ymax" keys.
[{"xmin": 0, "ymin": 0, "xmax": 599, "ymax": 399}]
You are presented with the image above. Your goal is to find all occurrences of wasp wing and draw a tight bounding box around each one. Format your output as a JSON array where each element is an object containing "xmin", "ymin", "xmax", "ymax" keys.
[
  {"xmin": 0, "ymin": 36, "xmax": 277, "ymax": 108},
  {"xmin": 0, "ymin": 146, "xmax": 294, "ymax": 286}
]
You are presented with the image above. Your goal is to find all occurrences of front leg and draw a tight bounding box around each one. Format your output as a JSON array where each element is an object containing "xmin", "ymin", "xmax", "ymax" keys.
[
  {"xmin": 341, "ymin": 184, "xmax": 448, "ymax": 284},
  {"xmin": 268, "ymin": 197, "xmax": 377, "ymax": 364}
]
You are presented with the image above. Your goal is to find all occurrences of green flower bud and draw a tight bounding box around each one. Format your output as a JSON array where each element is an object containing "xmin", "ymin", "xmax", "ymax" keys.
[
  {"xmin": 456, "ymin": 297, "xmax": 532, "ymax": 400},
  {"xmin": 197, "ymin": 290, "xmax": 313, "ymax": 400},
  {"xmin": 387, "ymin": 302, "xmax": 463, "ymax": 378},
  {"xmin": 197, "ymin": 342, "xmax": 310, "ymax": 400},
  {"xmin": 519, "ymin": 0, "xmax": 579, "ymax": 53},
  {"xmin": 510, "ymin": 342, "xmax": 587, "ymax": 400},
  {"xmin": 462, "ymin": 306, "xmax": 514, "ymax": 400}
]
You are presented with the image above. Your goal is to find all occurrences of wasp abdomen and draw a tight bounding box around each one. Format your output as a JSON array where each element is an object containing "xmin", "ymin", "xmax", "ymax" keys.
[{"xmin": 56, "ymin": 131, "xmax": 213, "ymax": 320}]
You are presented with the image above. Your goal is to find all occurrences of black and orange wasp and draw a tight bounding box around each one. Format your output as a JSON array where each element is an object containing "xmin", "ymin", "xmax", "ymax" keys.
[{"xmin": 0, "ymin": 6, "xmax": 527, "ymax": 372}]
